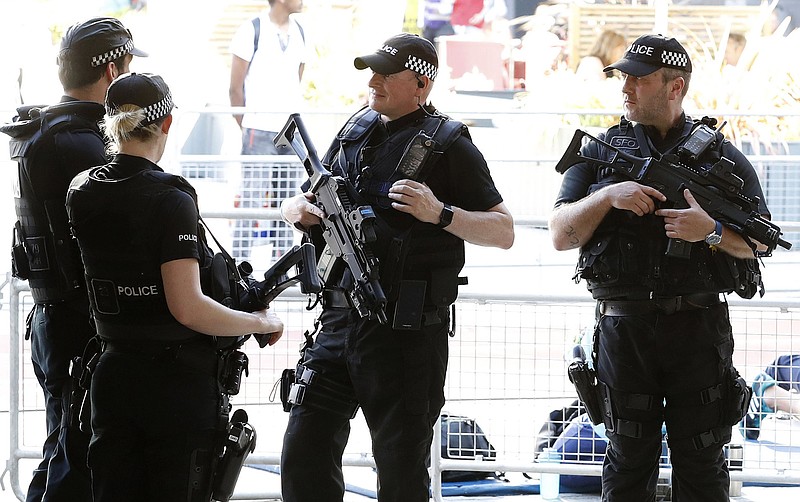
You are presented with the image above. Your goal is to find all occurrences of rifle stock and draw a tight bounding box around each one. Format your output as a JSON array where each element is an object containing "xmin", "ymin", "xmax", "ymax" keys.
[
  {"xmin": 247, "ymin": 242, "xmax": 323, "ymax": 307},
  {"xmin": 275, "ymin": 113, "xmax": 388, "ymax": 324},
  {"xmin": 233, "ymin": 242, "xmax": 322, "ymax": 348},
  {"xmin": 555, "ymin": 129, "xmax": 792, "ymax": 256}
]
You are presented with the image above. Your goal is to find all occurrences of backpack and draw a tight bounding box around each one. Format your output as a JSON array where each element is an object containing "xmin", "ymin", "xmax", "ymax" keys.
[
  {"xmin": 533, "ymin": 399, "xmax": 583, "ymax": 455},
  {"xmin": 439, "ymin": 414, "xmax": 502, "ymax": 482}
]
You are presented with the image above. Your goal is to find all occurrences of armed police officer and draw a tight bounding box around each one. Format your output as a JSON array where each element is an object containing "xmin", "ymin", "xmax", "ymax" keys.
[
  {"xmin": 65, "ymin": 73, "xmax": 283, "ymax": 502},
  {"xmin": 550, "ymin": 34, "xmax": 770, "ymax": 501},
  {"xmin": 1, "ymin": 18, "xmax": 146, "ymax": 502},
  {"xmin": 278, "ymin": 33, "xmax": 514, "ymax": 502}
]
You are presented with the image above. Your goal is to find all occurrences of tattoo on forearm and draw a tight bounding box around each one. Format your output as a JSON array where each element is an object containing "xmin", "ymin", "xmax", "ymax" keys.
[{"xmin": 565, "ymin": 225, "xmax": 579, "ymax": 246}]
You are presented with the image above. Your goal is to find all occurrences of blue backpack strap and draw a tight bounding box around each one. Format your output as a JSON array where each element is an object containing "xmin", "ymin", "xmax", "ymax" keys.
[
  {"xmin": 295, "ymin": 18, "xmax": 305, "ymax": 43},
  {"xmin": 252, "ymin": 17, "xmax": 260, "ymax": 58},
  {"xmin": 246, "ymin": 16, "xmax": 260, "ymax": 75}
]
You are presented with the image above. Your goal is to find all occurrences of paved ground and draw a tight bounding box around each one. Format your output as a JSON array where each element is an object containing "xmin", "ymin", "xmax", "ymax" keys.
[{"xmin": 228, "ymin": 465, "xmax": 800, "ymax": 501}]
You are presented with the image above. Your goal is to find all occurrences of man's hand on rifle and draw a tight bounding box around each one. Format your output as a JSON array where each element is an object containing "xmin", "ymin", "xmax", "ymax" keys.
[
  {"xmin": 601, "ymin": 181, "xmax": 666, "ymax": 216},
  {"xmin": 656, "ymin": 189, "xmax": 769, "ymax": 259},
  {"xmin": 281, "ymin": 192, "xmax": 325, "ymax": 230},
  {"xmin": 656, "ymin": 189, "xmax": 715, "ymax": 243},
  {"xmin": 388, "ymin": 179, "xmax": 442, "ymax": 224}
]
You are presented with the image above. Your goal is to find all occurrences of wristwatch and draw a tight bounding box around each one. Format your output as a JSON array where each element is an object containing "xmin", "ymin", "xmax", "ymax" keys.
[
  {"xmin": 704, "ymin": 220, "xmax": 723, "ymax": 246},
  {"xmin": 437, "ymin": 203, "xmax": 454, "ymax": 229}
]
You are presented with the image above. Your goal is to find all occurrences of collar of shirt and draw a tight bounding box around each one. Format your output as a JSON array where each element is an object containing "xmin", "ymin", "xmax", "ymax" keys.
[
  {"xmin": 105, "ymin": 153, "xmax": 163, "ymax": 179},
  {"xmin": 642, "ymin": 112, "xmax": 687, "ymax": 153},
  {"xmin": 384, "ymin": 107, "xmax": 429, "ymax": 135}
]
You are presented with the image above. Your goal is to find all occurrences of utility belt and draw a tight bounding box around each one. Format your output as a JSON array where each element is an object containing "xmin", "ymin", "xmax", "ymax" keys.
[
  {"xmin": 599, "ymin": 292, "xmax": 724, "ymax": 316},
  {"xmin": 31, "ymin": 285, "xmax": 85, "ymax": 304},
  {"xmin": 322, "ymin": 287, "xmax": 449, "ymax": 328},
  {"xmin": 94, "ymin": 319, "xmax": 201, "ymax": 343},
  {"xmin": 103, "ymin": 339, "xmax": 219, "ymax": 375}
]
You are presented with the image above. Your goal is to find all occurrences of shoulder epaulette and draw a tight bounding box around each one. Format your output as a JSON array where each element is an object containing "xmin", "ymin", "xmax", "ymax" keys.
[{"xmin": 337, "ymin": 106, "xmax": 381, "ymax": 141}]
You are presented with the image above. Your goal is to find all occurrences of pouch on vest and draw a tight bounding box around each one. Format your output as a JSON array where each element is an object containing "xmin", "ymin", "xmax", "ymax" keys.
[
  {"xmin": 396, "ymin": 130, "xmax": 435, "ymax": 179},
  {"xmin": 574, "ymin": 235, "xmax": 611, "ymax": 284},
  {"xmin": 11, "ymin": 221, "xmax": 30, "ymax": 279}
]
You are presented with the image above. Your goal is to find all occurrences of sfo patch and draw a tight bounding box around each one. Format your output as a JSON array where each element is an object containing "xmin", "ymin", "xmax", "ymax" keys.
[{"xmin": 610, "ymin": 136, "xmax": 639, "ymax": 151}]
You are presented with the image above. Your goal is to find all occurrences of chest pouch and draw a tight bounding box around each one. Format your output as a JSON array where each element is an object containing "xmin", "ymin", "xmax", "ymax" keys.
[
  {"xmin": 574, "ymin": 236, "xmax": 612, "ymax": 284},
  {"xmin": 396, "ymin": 130, "xmax": 435, "ymax": 179}
]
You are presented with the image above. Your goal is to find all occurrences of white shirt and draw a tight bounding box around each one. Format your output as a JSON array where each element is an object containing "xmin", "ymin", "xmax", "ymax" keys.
[{"xmin": 229, "ymin": 12, "xmax": 310, "ymax": 132}]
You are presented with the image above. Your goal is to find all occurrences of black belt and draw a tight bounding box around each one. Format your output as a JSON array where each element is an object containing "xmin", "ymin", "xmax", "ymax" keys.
[
  {"xmin": 599, "ymin": 293, "xmax": 724, "ymax": 316},
  {"xmin": 322, "ymin": 288, "xmax": 447, "ymax": 327},
  {"xmin": 103, "ymin": 340, "xmax": 219, "ymax": 374}
]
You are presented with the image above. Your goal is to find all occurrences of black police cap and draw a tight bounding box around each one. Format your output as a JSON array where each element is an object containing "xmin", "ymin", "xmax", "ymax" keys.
[
  {"xmin": 59, "ymin": 17, "xmax": 148, "ymax": 68},
  {"xmin": 105, "ymin": 73, "xmax": 173, "ymax": 126}
]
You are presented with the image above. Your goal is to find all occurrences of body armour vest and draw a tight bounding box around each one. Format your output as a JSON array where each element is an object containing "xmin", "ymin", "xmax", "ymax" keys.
[
  {"xmin": 67, "ymin": 162, "xmax": 214, "ymax": 341},
  {"xmin": 318, "ymin": 106, "xmax": 468, "ymax": 308},
  {"xmin": 2, "ymin": 101, "xmax": 105, "ymax": 303},
  {"xmin": 574, "ymin": 117, "xmax": 762, "ymax": 299}
]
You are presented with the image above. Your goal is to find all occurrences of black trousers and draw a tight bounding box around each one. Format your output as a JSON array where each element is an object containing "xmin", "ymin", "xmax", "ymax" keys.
[
  {"xmin": 281, "ymin": 307, "xmax": 450, "ymax": 502},
  {"xmin": 27, "ymin": 300, "xmax": 93, "ymax": 502},
  {"xmin": 596, "ymin": 302, "xmax": 734, "ymax": 502},
  {"xmin": 88, "ymin": 346, "xmax": 220, "ymax": 502}
]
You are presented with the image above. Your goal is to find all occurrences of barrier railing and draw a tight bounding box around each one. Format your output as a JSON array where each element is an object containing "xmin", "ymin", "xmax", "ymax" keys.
[{"xmin": 7, "ymin": 275, "xmax": 800, "ymax": 500}]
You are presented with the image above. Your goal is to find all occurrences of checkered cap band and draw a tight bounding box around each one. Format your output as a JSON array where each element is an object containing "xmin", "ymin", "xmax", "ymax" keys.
[
  {"xmin": 405, "ymin": 54, "xmax": 437, "ymax": 80},
  {"xmin": 91, "ymin": 39, "xmax": 133, "ymax": 67},
  {"xmin": 661, "ymin": 50, "xmax": 689, "ymax": 69},
  {"xmin": 106, "ymin": 91, "xmax": 173, "ymax": 126},
  {"xmin": 141, "ymin": 92, "xmax": 174, "ymax": 125}
]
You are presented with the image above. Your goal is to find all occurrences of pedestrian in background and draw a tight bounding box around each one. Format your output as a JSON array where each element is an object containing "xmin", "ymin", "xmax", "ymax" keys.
[{"xmin": 229, "ymin": 0, "xmax": 309, "ymax": 264}]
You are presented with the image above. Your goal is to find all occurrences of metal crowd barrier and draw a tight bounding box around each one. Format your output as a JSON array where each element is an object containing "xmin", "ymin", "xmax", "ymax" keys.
[{"xmin": 6, "ymin": 274, "xmax": 800, "ymax": 500}]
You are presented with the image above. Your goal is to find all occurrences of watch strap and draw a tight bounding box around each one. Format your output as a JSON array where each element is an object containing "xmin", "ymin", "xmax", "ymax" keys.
[
  {"xmin": 437, "ymin": 203, "xmax": 453, "ymax": 228},
  {"xmin": 705, "ymin": 220, "xmax": 723, "ymax": 245}
]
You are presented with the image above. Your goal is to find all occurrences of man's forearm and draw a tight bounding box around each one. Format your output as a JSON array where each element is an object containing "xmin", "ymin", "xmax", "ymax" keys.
[
  {"xmin": 446, "ymin": 203, "xmax": 514, "ymax": 249},
  {"xmin": 549, "ymin": 191, "xmax": 610, "ymax": 251}
]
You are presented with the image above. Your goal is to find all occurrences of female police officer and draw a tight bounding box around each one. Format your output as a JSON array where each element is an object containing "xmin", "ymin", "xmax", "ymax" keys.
[{"xmin": 66, "ymin": 73, "xmax": 283, "ymax": 502}]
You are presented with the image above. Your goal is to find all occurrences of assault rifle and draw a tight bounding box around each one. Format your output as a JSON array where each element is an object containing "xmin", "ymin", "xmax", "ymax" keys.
[
  {"xmin": 274, "ymin": 113, "xmax": 388, "ymax": 324},
  {"xmin": 555, "ymin": 129, "xmax": 792, "ymax": 257},
  {"xmin": 223, "ymin": 242, "xmax": 323, "ymax": 348},
  {"xmin": 236, "ymin": 242, "xmax": 322, "ymax": 312}
]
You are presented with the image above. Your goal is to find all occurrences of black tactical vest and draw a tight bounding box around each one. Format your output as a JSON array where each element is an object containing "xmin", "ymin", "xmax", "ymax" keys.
[
  {"xmin": 574, "ymin": 117, "xmax": 761, "ymax": 299},
  {"xmin": 67, "ymin": 164, "xmax": 214, "ymax": 341},
  {"xmin": 318, "ymin": 107, "xmax": 468, "ymax": 307},
  {"xmin": 2, "ymin": 102, "xmax": 105, "ymax": 302}
]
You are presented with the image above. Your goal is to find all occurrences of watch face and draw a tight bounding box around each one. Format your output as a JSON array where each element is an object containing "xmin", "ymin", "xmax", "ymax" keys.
[{"xmin": 705, "ymin": 233, "xmax": 722, "ymax": 246}]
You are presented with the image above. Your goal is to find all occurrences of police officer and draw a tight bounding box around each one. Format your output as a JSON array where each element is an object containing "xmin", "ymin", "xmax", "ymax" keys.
[
  {"xmin": 550, "ymin": 34, "xmax": 770, "ymax": 501},
  {"xmin": 65, "ymin": 73, "xmax": 284, "ymax": 502},
  {"xmin": 1, "ymin": 17, "xmax": 145, "ymax": 502},
  {"xmin": 278, "ymin": 33, "xmax": 514, "ymax": 502}
]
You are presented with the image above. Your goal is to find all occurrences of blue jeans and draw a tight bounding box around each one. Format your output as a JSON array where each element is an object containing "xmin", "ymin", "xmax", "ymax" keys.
[{"xmin": 234, "ymin": 128, "xmax": 298, "ymax": 263}]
